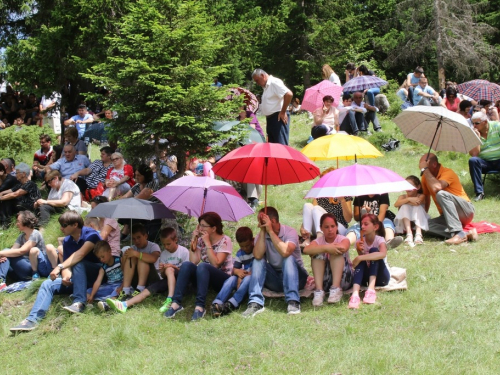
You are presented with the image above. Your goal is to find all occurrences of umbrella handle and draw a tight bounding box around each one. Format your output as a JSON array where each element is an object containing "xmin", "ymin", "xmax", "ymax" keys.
[{"xmin": 426, "ymin": 117, "xmax": 442, "ymax": 161}]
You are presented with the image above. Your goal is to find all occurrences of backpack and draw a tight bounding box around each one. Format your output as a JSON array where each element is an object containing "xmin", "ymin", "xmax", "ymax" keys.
[{"xmin": 381, "ymin": 138, "xmax": 400, "ymax": 152}]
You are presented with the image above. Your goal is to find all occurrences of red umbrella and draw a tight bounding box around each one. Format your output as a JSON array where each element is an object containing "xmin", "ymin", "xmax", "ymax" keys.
[
  {"xmin": 456, "ymin": 79, "xmax": 500, "ymax": 103},
  {"xmin": 301, "ymin": 80, "xmax": 343, "ymax": 112},
  {"xmin": 212, "ymin": 143, "xmax": 320, "ymax": 208}
]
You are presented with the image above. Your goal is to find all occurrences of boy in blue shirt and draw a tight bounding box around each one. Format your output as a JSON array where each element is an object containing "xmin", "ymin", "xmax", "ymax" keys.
[{"xmin": 211, "ymin": 227, "xmax": 254, "ymax": 317}]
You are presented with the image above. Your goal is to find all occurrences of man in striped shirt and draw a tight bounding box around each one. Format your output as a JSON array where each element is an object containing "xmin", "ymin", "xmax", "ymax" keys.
[{"xmin": 469, "ymin": 112, "xmax": 500, "ymax": 201}]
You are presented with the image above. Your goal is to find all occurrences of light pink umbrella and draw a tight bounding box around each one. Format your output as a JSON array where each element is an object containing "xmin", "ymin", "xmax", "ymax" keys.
[
  {"xmin": 153, "ymin": 176, "xmax": 254, "ymax": 222},
  {"xmin": 305, "ymin": 163, "xmax": 415, "ymax": 199},
  {"xmin": 301, "ymin": 80, "xmax": 343, "ymax": 112}
]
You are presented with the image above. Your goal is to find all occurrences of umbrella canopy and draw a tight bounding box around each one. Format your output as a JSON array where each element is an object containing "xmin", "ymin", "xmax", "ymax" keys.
[
  {"xmin": 213, "ymin": 120, "xmax": 264, "ymax": 145},
  {"xmin": 301, "ymin": 80, "xmax": 343, "ymax": 112},
  {"xmin": 301, "ymin": 133, "xmax": 383, "ymax": 162},
  {"xmin": 153, "ymin": 176, "xmax": 254, "ymax": 222},
  {"xmin": 227, "ymin": 87, "xmax": 259, "ymax": 113},
  {"xmin": 456, "ymin": 79, "xmax": 500, "ymax": 103},
  {"xmin": 305, "ymin": 164, "xmax": 415, "ymax": 199},
  {"xmin": 212, "ymin": 143, "xmax": 320, "ymax": 207},
  {"xmin": 393, "ymin": 106, "xmax": 481, "ymax": 154},
  {"xmin": 86, "ymin": 198, "xmax": 175, "ymax": 220},
  {"xmin": 343, "ymin": 76, "xmax": 388, "ymax": 92}
]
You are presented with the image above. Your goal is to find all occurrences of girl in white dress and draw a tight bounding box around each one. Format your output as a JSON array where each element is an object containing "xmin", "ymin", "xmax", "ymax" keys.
[{"xmin": 394, "ymin": 175, "xmax": 430, "ymax": 245}]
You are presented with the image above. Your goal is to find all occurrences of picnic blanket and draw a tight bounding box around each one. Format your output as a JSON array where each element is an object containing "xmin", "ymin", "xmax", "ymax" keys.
[
  {"xmin": 262, "ymin": 267, "xmax": 407, "ymax": 298},
  {"xmin": 0, "ymin": 280, "xmax": 34, "ymax": 293},
  {"xmin": 463, "ymin": 221, "xmax": 500, "ymax": 234}
]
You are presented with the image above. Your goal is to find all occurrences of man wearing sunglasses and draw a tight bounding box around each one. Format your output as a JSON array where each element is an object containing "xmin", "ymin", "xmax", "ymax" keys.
[
  {"xmin": 10, "ymin": 211, "xmax": 101, "ymax": 332},
  {"xmin": 468, "ymin": 112, "xmax": 500, "ymax": 201}
]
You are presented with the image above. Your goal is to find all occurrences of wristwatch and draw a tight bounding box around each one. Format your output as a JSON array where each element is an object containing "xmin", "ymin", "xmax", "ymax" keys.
[
  {"xmin": 58, "ymin": 264, "xmax": 64, "ymax": 270},
  {"xmin": 420, "ymin": 167, "xmax": 428, "ymax": 176}
]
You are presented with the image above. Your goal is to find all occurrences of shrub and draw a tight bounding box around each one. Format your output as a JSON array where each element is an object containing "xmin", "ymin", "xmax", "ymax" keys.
[{"xmin": 0, "ymin": 125, "xmax": 56, "ymax": 164}]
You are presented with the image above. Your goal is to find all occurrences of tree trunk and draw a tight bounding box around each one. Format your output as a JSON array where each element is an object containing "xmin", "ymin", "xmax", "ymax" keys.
[{"xmin": 434, "ymin": 0, "xmax": 446, "ymax": 89}]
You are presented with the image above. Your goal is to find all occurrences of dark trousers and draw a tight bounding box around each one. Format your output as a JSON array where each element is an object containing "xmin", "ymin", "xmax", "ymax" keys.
[
  {"xmin": 340, "ymin": 111, "xmax": 359, "ymax": 135},
  {"xmin": 352, "ymin": 248, "xmax": 390, "ymax": 287},
  {"xmin": 172, "ymin": 261, "xmax": 230, "ymax": 309},
  {"xmin": 38, "ymin": 204, "xmax": 65, "ymax": 227},
  {"xmin": 266, "ymin": 112, "xmax": 289, "ymax": 145},
  {"xmin": 468, "ymin": 156, "xmax": 500, "ymax": 194}
]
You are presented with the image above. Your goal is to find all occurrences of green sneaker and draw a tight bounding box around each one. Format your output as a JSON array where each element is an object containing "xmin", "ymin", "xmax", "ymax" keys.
[
  {"xmin": 106, "ymin": 298, "xmax": 128, "ymax": 314},
  {"xmin": 159, "ymin": 297, "xmax": 173, "ymax": 313},
  {"xmin": 130, "ymin": 290, "xmax": 140, "ymax": 297}
]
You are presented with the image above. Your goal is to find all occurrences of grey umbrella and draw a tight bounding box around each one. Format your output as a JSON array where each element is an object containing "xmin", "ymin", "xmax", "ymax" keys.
[{"xmin": 86, "ymin": 198, "xmax": 175, "ymax": 220}]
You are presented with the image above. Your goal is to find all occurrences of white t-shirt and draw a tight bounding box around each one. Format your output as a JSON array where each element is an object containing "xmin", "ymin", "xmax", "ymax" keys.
[
  {"xmin": 260, "ymin": 75, "xmax": 290, "ymax": 116},
  {"xmin": 328, "ymin": 72, "xmax": 341, "ymax": 86},
  {"xmin": 48, "ymin": 178, "xmax": 81, "ymax": 207},
  {"xmin": 159, "ymin": 245, "xmax": 189, "ymax": 267},
  {"xmin": 133, "ymin": 241, "xmax": 161, "ymax": 270}
]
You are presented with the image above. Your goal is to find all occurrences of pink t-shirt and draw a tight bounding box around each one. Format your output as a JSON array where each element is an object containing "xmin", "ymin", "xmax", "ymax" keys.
[
  {"xmin": 356, "ymin": 234, "xmax": 389, "ymax": 269},
  {"xmin": 313, "ymin": 234, "xmax": 351, "ymax": 262},
  {"xmin": 103, "ymin": 218, "xmax": 121, "ymax": 256}
]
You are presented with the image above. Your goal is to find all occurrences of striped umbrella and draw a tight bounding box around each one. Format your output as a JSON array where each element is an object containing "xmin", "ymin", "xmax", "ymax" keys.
[
  {"xmin": 343, "ymin": 76, "xmax": 388, "ymax": 92},
  {"xmin": 457, "ymin": 79, "xmax": 500, "ymax": 103}
]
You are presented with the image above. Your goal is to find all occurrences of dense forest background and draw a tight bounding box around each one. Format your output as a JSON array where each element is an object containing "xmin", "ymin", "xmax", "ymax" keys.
[{"xmin": 1, "ymin": 0, "xmax": 499, "ymax": 160}]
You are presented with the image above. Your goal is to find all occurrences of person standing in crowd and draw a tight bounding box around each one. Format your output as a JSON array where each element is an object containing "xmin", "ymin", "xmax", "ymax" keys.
[{"xmin": 252, "ymin": 69, "xmax": 293, "ymax": 145}]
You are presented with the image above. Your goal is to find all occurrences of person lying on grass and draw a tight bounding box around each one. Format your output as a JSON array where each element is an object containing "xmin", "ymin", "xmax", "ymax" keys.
[
  {"xmin": 348, "ymin": 214, "xmax": 390, "ymax": 309},
  {"xmin": 0, "ymin": 211, "xmax": 58, "ymax": 289},
  {"xmin": 117, "ymin": 223, "xmax": 161, "ymax": 300},
  {"xmin": 106, "ymin": 227, "xmax": 189, "ymax": 314},
  {"xmin": 211, "ymin": 226, "xmax": 255, "ymax": 318},
  {"xmin": 10, "ymin": 211, "xmax": 102, "ymax": 332},
  {"xmin": 86, "ymin": 241, "xmax": 124, "ymax": 306}
]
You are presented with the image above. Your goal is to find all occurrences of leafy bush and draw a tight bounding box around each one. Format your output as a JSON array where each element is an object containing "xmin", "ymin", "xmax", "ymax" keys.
[{"xmin": 0, "ymin": 125, "xmax": 56, "ymax": 164}]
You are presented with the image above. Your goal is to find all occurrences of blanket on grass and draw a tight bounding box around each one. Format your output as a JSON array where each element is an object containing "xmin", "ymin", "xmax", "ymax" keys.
[{"xmin": 262, "ymin": 267, "xmax": 407, "ymax": 298}]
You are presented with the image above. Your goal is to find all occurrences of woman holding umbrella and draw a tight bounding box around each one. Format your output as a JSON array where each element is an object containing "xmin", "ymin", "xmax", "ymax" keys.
[
  {"xmin": 164, "ymin": 212, "xmax": 233, "ymax": 321},
  {"xmin": 311, "ymin": 95, "xmax": 339, "ymax": 139}
]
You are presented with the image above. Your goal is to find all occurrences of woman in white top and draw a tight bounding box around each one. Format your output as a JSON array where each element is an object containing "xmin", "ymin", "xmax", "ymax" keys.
[
  {"xmin": 34, "ymin": 170, "xmax": 81, "ymax": 227},
  {"xmin": 321, "ymin": 64, "xmax": 341, "ymax": 86},
  {"xmin": 311, "ymin": 95, "xmax": 339, "ymax": 139}
]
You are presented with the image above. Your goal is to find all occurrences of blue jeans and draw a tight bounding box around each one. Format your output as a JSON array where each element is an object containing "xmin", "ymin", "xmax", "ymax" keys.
[
  {"xmin": 213, "ymin": 274, "xmax": 251, "ymax": 308},
  {"xmin": 0, "ymin": 255, "xmax": 32, "ymax": 281},
  {"xmin": 86, "ymin": 281, "xmax": 121, "ymax": 301},
  {"xmin": 340, "ymin": 111, "xmax": 359, "ymax": 135},
  {"xmin": 364, "ymin": 111, "xmax": 381, "ymax": 131},
  {"xmin": 365, "ymin": 88, "xmax": 380, "ymax": 106},
  {"xmin": 266, "ymin": 112, "xmax": 289, "ymax": 145},
  {"xmin": 71, "ymin": 260, "xmax": 101, "ymax": 304},
  {"xmin": 247, "ymin": 257, "xmax": 308, "ymax": 306},
  {"xmin": 468, "ymin": 156, "xmax": 500, "ymax": 194},
  {"xmin": 352, "ymin": 248, "xmax": 390, "ymax": 287},
  {"xmin": 172, "ymin": 261, "xmax": 230, "ymax": 309},
  {"xmin": 27, "ymin": 278, "xmax": 73, "ymax": 322}
]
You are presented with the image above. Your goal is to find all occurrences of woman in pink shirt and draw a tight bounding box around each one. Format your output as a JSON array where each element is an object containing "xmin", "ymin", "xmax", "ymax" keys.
[{"xmin": 440, "ymin": 88, "xmax": 461, "ymax": 112}]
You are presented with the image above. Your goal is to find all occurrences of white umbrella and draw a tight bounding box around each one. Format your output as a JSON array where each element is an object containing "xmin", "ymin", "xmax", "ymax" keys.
[{"xmin": 393, "ymin": 106, "xmax": 481, "ymax": 154}]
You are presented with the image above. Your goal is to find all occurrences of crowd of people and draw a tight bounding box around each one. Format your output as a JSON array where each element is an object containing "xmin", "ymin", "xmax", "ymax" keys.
[{"xmin": 0, "ymin": 63, "xmax": 496, "ymax": 333}]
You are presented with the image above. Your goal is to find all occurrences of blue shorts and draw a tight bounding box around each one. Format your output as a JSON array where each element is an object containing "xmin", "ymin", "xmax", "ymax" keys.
[
  {"xmin": 345, "ymin": 218, "xmax": 395, "ymax": 240},
  {"xmin": 37, "ymin": 252, "xmax": 53, "ymax": 277}
]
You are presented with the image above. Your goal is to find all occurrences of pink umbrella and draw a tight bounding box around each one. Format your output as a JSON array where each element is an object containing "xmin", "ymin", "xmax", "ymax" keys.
[
  {"xmin": 305, "ymin": 163, "xmax": 415, "ymax": 199},
  {"xmin": 153, "ymin": 176, "xmax": 254, "ymax": 222},
  {"xmin": 301, "ymin": 80, "xmax": 343, "ymax": 112}
]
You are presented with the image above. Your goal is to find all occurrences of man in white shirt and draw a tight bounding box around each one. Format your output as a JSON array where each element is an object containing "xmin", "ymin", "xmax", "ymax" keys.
[
  {"xmin": 338, "ymin": 94, "xmax": 360, "ymax": 135},
  {"xmin": 351, "ymin": 91, "xmax": 381, "ymax": 134},
  {"xmin": 39, "ymin": 92, "xmax": 62, "ymax": 134},
  {"xmin": 252, "ymin": 69, "xmax": 293, "ymax": 145}
]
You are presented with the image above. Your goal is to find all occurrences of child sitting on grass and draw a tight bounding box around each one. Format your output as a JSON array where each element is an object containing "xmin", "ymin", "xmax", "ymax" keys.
[
  {"xmin": 85, "ymin": 241, "xmax": 123, "ymax": 309},
  {"xmin": 211, "ymin": 227, "xmax": 254, "ymax": 317},
  {"xmin": 393, "ymin": 175, "xmax": 430, "ymax": 246},
  {"xmin": 117, "ymin": 223, "xmax": 161, "ymax": 300},
  {"xmin": 107, "ymin": 227, "xmax": 189, "ymax": 314},
  {"xmin": 349, "ymin": 214, "xmax": 390, "ymax": 309}
]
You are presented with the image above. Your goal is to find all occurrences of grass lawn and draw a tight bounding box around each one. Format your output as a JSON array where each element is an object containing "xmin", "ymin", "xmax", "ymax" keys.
[{"xmin": 1, "ymin": 113, "xmax": 500, "ymax": 374}]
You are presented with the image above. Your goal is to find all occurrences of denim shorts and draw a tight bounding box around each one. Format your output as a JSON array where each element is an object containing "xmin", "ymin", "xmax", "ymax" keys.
[
  {"xmin": 37, "ymin": 252, "xmax": 53, "ymax": 277},
  {"xmin": 345, "ymin": 218, "xmax": 395, "ymax": 240}
]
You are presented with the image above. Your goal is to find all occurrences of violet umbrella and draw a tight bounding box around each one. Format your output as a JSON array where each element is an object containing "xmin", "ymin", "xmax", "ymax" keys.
[
  {"xmin": 301, "ymin": 80, "xmax": 343, "ymax": 112},
  {"xmin": 343, "ymin": 76, "xmax": 387, "ymax": 92},
  {"xmin": 153, "ymin": 176, "xmax": 254, "ymax": 222}
]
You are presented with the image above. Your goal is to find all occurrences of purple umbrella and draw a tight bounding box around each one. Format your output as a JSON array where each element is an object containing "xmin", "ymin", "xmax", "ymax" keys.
[
  {"xmin": 343, "ymin": 76, "xmax": 388, "ymax": 92},
  {"xmin": 153, "ymin": 176, "xmax": 254, "ymax": 222}
]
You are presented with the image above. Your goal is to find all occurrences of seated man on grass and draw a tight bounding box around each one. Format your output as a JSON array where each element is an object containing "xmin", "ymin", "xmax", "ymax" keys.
[
  {"xmin": 468, "ymin": 112, "xmax": 500, "ymax": 201},
  {"xmin": 419, "ymin": 153, "xmax": 476, "ymax": 245},
  {"xmin": 10, "ymin": 211, "xmax": 101, "ymax": 332},
  {"xmin": 242, "ymin": 207, "xmax": 308, "ymax": 317}
]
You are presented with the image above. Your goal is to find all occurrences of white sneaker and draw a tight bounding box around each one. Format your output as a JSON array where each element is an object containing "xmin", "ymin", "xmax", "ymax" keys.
[
  {"xmin": 328, "ymin": 287, "xmax": 343, "ymax": 303},
  {"xmin": 312, "ymin": 290, "xmax": 325, "ymax": 307}
]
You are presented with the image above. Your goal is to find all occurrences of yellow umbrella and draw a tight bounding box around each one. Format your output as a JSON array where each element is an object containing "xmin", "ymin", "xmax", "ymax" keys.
[{"xmin": 301, "ymin": 133, "xmax": 383, "ymax": 168}]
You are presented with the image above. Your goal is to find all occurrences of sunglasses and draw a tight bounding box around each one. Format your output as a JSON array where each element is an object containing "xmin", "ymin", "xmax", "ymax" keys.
[
  {"xmin": 472, "ymin": 122, "xmax": 482, "ymax": 125},
  {"xmin": 111, "ymin": 158, "xmax": 120, "ymax": 161},
  {"xmin": 45, "ymin": 177, "xmax": 57, "ymax": 184},
  {"xmin": 60, "ymin": 223, "xmax": 71, "ymax": 228}
]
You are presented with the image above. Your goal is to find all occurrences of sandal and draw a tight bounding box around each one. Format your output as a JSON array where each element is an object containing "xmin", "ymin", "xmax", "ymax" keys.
[
  {"xmin": 404, "ymin": 233, "xmax": 413, "ymax": 244},
  {"xmin": 414, "ymin": 233, "xmax": 424, "ymax": 245}
]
